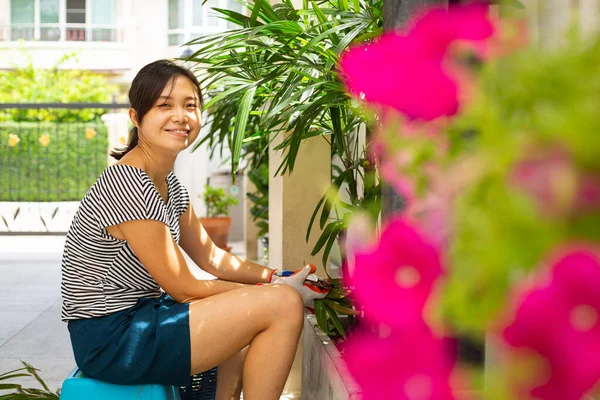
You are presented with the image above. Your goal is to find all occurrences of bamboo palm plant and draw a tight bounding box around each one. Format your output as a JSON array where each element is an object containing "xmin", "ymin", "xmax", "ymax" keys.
[{"xmin": 187, "ymin": 0, "xmax": 383, "ymax": 338}]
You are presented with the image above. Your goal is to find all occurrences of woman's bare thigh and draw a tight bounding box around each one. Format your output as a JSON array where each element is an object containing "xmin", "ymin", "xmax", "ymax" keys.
[{"xmin": 187, "ymin": 283, "xmax": 302, "ymax": 374}]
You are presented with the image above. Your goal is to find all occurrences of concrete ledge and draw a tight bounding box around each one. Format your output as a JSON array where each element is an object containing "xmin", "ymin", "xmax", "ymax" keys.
[{"xmin": 301, "ymin": 313, "xmax": 361, "ymax": 400}]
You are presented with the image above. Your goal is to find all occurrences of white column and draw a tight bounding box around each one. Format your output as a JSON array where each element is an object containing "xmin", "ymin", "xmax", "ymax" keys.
[
  {"xmin": 101, "ymin": 112, "xmax": 130, "ymax": 166},
  {"xmin": 538, "ymin": 0, "xmax": 572, "ymax": 50},
  {"xmin": 268, "ymin": 133, "xmax": 331, "ymax": 274},
  {"xmin": 34, "ymin": 0, "xmax": 41, "ymax": 40},
  {"xmin": 580, "ymin": 0, "xmax": 600, "ymax": 39},
  {"xmin": 268, "ymin": 132, "xmax": 331, "ymax": 397},
  {"xmin": 59, "ymin": 0, "xmax": 66, "ymax": 42}
]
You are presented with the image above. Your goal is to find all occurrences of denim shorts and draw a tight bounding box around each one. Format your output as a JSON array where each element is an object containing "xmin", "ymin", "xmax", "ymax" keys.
[{"xmin": 67, "ymin": 294, "xmax": 191, "ymax": 386}]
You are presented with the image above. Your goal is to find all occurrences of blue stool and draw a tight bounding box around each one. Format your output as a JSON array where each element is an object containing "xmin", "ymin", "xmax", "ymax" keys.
[{"xmin": 60, "ymin": 367, "xmax": 181, "ymax": 400}]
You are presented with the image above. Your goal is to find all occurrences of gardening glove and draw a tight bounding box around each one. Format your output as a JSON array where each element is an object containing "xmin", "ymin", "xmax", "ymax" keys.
[
  {"xmin": 269, "ymin": 268, "xmax": 294, "ymax": 283},
  {"xmin": 269, "ymin": 267, "xmax": 320, "ymax": 283},
  {"xmin": 273, "ymin": 264, "xmax": 330, "ymax": 307}
]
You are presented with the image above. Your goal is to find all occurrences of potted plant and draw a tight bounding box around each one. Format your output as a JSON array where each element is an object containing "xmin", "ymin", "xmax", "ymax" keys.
[{"xmin": 199, "ymin": 183, "xmax": 239, "ymax": 252}]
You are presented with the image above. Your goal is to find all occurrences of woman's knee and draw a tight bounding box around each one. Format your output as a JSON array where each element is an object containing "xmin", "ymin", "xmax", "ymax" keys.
[{"xmin": 271, "ymin": 284, "xmax": 303, "ymax": 310}]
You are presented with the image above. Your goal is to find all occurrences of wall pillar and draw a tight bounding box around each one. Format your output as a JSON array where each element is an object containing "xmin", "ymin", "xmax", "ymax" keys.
[
  {"xmin": 580, "ymin": 0, "xmax": 600, "ymax": 39},
  {"xmin": 101, "ymin": 112, "xmax": 130, "ymax": 166},
  {"xmin": 268, "ymin": 133, "xmax": 331, "ymax": 275},
  {"xmin": 538, "ymin": 0, "xmax": 571, "ymax": 50},
  {"xmin": 269, "ymin": 132, "xmax": 331, "ymax": 396}
]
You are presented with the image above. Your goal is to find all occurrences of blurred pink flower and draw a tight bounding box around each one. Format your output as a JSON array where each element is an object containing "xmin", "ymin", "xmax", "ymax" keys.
[
  {"xmin": 379, "ymin": 158, "xmax": 416, "ymax": 203},
  {"xmin": 503, "ymin": 247, "xmax": 600, "ymax": 399},
  {"xmin": 509, "ymin": 146, "xmax": 600, "ymax": 218},
  {"xmin": 408, "ymin": 2, "xmax": 494, "ymax": 58},
  {"xmin": 575, "ymin": 173, "xmax": 600, "ymax": 214},
  {"xmin": 342, "ymin": 326, "xmax": 456, "ymax": 400},
  {"xmin": 346, "ymin": 217, "xmax": 443, "ymax": 328},
  {"xmin": 338, "ymin": 2, "xmax": 494, "ymax": 121}
]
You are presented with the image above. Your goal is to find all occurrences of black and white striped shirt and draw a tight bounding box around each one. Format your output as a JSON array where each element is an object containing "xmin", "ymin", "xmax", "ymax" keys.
[{"xmin": 60, "ymin": 164, "xmax": 189, "ymax": 321}]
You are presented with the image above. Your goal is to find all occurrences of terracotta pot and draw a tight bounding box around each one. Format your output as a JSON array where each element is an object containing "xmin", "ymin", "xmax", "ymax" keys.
[{"xmin": 199, "ymin": 216, "xmax": 232, "ymax": 252}]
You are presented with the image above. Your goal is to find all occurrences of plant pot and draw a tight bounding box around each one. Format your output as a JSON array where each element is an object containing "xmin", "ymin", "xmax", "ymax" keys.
[{"xmin": 199, "ymin": 216, "xmax": 232, "ymax": 252}]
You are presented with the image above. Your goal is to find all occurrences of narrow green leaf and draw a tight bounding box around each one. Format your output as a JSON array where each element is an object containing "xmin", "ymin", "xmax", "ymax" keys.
[
  {"xmin": 0, "ymin": 368, "xmax": 27, "ymax": 379},
  {"xmin": 313, "ymin": 300, "xmax": 329, "ymax": 335},
  {"xmin": 306, "ymin": 194, "xmax": 327, "ymax": 242},
  {"xmin": 0, "ymin": 384, "xmax": 22, "ymax": 390},
  {"xmin": 231, "ymin": 86, "xmax": 257, "ymax": 175},
  {"xmin": 0, "ymin": 373, "xmax": 29, "ymax": 381},
  {"xmin": 322, "ymin": 222, "xmax": 341, "ymax": 266},
  {"xmin": 323, "ymin": 299, "xmax": 359, "ymax": 315},
  {"xmin": 325, "ymin": 305, "xmax": 346, "ymax": 338},
  {"xmin": 311, "ymin": 221, "xmax": 338, "ymax": 256}
]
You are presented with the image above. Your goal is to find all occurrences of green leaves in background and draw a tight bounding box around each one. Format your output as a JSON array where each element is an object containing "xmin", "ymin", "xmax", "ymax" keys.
[
  {"xmin": 0, "ymin": 121, "xmax": 108, "ymax": 201},
  {"xmin": 0, "ymin": 361, "xmax": 59, "ymax": 399},
  {"xmin": 0, "ymin": 52, "xmax": 118, "ymax": 123}
]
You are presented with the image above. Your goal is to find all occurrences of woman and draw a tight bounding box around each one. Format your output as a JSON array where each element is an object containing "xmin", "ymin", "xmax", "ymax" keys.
[{"xmin": 61, "ymin": 59, "xmax": 328, "ymax": 400}]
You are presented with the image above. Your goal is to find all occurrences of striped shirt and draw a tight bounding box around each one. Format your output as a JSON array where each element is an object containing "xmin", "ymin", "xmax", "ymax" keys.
[{"xmin": 60, "ymin": 164, "xmax": 189, "ymax": 321}]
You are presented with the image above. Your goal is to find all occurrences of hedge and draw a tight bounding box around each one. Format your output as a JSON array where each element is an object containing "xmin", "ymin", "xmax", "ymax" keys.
[{"xmin": 0, "ymin": 121, "xmax": 109, "ymax": 201}]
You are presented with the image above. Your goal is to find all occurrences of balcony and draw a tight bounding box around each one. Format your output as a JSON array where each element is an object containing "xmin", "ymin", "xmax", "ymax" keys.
[{"xmin": 0, "ymin": 23, "xmax": 126, "ymax": 43}]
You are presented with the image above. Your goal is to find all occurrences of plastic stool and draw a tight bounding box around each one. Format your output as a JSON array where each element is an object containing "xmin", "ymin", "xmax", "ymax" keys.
[{"xmin": 60, "ymin": 367, "xmax": 181, "ymax": 400}]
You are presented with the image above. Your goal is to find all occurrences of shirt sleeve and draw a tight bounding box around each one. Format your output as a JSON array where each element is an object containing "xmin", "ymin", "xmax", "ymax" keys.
[
  {"xmin": 92, "ymin": 165, "xmax": 170, "ymax": 229},
  {"xmin": 167, "ymin": 171, "xmax": 190, "ymax": 217}
]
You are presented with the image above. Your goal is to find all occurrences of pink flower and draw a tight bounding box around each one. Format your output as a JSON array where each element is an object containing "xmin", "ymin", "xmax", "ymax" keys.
[
  {"xmin": 575, "ymin": 173, "xmax": 600, "ymax": 214},
  {"xmin": 339, "ymin": 32, "xmax": 459, "ymax": 121},
  {"xmin": 502, "ymin": 247, "xmax": 600, "ymax": 399},
  {"xmin": 346, "ymin": 217, "xmax": 444, "ymax": 328},
  {"xmin": 338, "ymin": 3, "xmax": 494, "ymax": 121},
  {"xmin": 342, "ymin": 326, "xmax": 456, "ymax": 400},
  {"xmin": 408, "ymin": 2, "xmax": 494, "ymax": 59},
  {"xmin": 509, "ymin": 146, "xmax": 600, "ymax": 218}
]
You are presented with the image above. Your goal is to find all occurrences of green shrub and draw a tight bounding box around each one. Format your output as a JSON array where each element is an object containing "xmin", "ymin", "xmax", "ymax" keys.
[{"xmin": 0, "ymin": 121, "xmax": 108, "ymax": 201}]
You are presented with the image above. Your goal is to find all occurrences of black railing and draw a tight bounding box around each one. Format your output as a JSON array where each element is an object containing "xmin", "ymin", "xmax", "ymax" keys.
[{"xmin": 0, "ymin": 103, "xmax": 129, "ymax": 234}]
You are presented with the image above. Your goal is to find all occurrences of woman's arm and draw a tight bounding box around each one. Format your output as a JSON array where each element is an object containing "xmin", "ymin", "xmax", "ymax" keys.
[
  {"xmin": 109, "ymin": 218, "xmax": 250, "ymax": 303},
  {"xmin": 178, "ymin": 203, "xmax": 273, "ymax": 284}
]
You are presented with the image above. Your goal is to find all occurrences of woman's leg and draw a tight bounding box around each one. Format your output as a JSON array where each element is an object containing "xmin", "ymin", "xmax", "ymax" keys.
[
  {"xmin": 215, "ymin": 346, "xmax": 248, "ymax": 400},
  {"xmin": 188, "ymin": 283, "xmax": 304, "ymax": 400}
]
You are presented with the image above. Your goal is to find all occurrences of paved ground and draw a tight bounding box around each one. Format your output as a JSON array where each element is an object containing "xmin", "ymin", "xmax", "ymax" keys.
[
  {"xmin": 0, "ymin": 235, "xmax": 245, "ymax": 395},
  {"xmin": 0, "ymin": 236, "xmax": 71, "ymax": 393}
]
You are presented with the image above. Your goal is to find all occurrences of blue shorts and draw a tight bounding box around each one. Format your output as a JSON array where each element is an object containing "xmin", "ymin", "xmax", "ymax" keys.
[{"xmin": 67, "ymin": 294, "xmax": 191, "ymax": 386}]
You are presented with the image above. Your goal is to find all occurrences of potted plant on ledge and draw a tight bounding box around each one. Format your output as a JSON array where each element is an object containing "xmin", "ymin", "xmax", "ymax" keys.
[{"xmin": 199, "ymin": 183, "xmax": 238, "ymax": 252}]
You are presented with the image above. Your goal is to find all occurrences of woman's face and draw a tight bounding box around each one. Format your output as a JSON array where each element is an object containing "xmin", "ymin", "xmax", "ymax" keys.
[{"xmin": 134, "ymin": 75, "xmax": 202, "ymax": 155}]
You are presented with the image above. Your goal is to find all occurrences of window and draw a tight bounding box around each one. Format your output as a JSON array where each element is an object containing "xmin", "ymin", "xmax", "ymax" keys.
[
  {"xmin": 91, "ymin": 0, "xmax": 115, "ymax": 41},
  {"xmin": 10, "ymin": 0, "xmax": 34, "ymax": 40},
  {"xmin": 9, "ymin": 0, "xmax": 119, "ymax": 42},
  {"xmin": 168, "ymin": 0, "xmax": 244, "ymax": 46},
  {"xmin": 40, "ymin": 0, "xmax": 60, "ymax": 41},
  {"xmin": 168, "ymin": 0, "xmax": 184, "ymax": 46},
  {"xmin": 66, "ymin": 0, "xmax": 86, "ymax": 41}
]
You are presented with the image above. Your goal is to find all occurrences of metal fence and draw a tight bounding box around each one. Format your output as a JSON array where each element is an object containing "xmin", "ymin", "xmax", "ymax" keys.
[{"xmin": 0, "ymin": 103, "xmax": 129, "ymax": 234}]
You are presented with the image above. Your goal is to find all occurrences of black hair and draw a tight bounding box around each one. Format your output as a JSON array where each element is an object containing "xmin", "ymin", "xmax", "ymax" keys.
[{"xmin": 110, "ymin": 59, "xmax": 203, "ymax": 160}]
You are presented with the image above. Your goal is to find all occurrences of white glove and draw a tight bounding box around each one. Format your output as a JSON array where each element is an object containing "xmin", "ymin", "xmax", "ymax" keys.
[{"xmin": 273, "ymin": 264, "xmax": 329, "ymax": 307}]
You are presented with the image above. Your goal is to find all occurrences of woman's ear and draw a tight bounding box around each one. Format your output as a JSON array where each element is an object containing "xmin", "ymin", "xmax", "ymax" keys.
[{"xmin": 129, "ymin": 108, "xmax": 139, "ymax": 128}]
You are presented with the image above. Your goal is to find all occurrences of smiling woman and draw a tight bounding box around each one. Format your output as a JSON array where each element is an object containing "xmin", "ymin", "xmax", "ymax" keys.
[{"xmin": 60, "ymin": 59, "xmax": 329, "ymax": 400}]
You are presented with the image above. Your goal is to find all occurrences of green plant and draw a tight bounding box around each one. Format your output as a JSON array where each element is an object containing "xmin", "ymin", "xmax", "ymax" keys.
[
  {"xmin": 0, "ymin": 121, "xmax": 108, "ymax": 202},
  {"xmin": 188, "ymin": 0, "xmax": 383, "ymax": 337},
  {"xmin": 246, "ymin": 162, "xmax": 269, "ymax": 237},
  {"xmin": 0, "ymin": 51, "xmax": 119, "ymax": 122},
  {"xmin": 0, "ymin": 361, "xmax": 60, "ymax": 399},
  {"xmin": 202, "ymin": 184, "xmax": 239, "ymax": 217}
]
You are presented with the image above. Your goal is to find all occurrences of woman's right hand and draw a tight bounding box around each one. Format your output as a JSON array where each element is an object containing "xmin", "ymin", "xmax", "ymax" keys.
[{"xmin": 273, "ymin": 264, "xmax": 329, "ymax": 307}]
